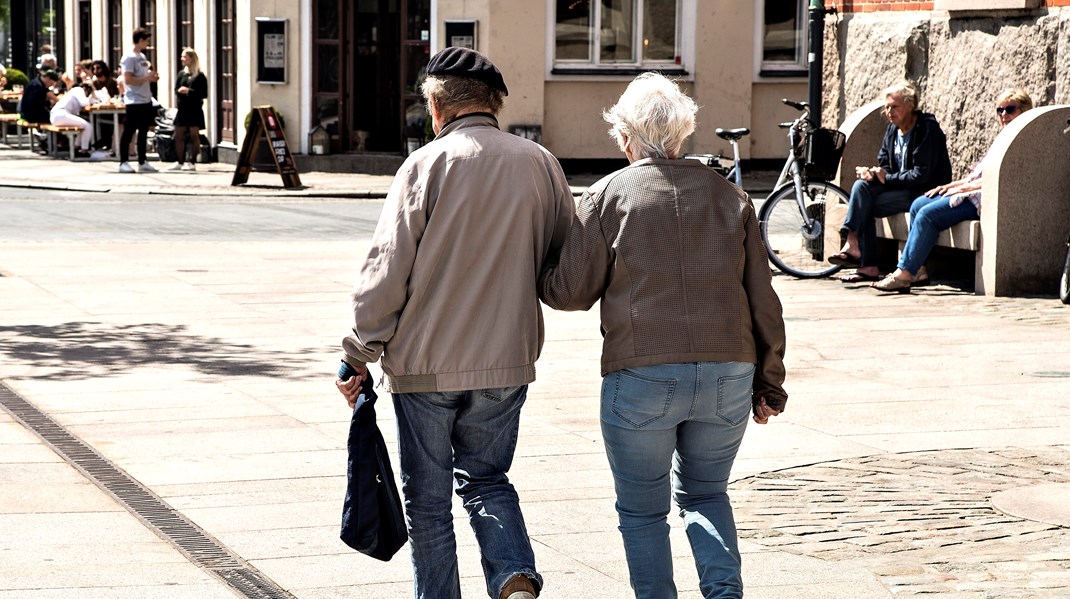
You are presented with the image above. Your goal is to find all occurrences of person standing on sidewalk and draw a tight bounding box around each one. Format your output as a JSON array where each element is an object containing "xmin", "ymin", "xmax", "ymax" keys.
[
  {"xmin": 167, "ymin": 48, "xmax": 207, "ymax": 172},
  {"xmin": 539, "ymin": 73, "xmax": 787, "ymax": 599},
  {"xmin": 118, "ymin": 28, "xmax": 160, "ymax": 174},
  {"xmin": 335, "ymin": 47, "xmax": 574, "ymax": 599}
]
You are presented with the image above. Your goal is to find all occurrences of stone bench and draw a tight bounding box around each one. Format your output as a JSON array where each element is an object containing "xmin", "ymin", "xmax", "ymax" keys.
[{"xmin": 825, "ymin": 100, "xmax": 1070, "ymax": 296}]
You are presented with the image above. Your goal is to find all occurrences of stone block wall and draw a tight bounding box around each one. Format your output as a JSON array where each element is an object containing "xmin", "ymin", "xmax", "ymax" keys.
[{"xmin": 822, "ymin": 6, "xmax": 1070, "ymax": 177}]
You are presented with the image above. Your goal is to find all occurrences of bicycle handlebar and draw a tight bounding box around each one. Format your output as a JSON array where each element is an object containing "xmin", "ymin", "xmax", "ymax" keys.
[{"xmin": 782, "ymin": 99, "xmax": 809, "ymax": 112}]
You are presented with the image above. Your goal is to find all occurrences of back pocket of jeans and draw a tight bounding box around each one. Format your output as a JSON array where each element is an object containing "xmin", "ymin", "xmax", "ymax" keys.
[
  {"xmin": 605, "ymin": 369, "xmax": 677, "ymax": 429},
  {"xmin": 716, "ymin": 366, "xmax": 755, "ymax": 426}
]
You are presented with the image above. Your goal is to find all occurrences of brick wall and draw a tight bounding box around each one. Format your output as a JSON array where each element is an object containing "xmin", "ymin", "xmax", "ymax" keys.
[{"xmin": 831, "ymin": 1, "xmax": 1070, "ymax": 12}]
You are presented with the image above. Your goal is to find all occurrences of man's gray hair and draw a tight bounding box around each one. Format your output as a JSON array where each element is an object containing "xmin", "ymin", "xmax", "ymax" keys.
[
  {"xmin": 884, "ymin": 79, "xmax": 919, "ymax": 111},
  {"xmin": 421, "ymin": 75, "xmax": 504, "ymax": 122},
  {"xmin": 603, "ymin": 73, "xmax": 697, "ymax": 160}
]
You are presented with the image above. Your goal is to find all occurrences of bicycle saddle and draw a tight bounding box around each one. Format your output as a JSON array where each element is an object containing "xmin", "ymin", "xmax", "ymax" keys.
[{"xmin": 715, "ymin": 128, "xmax": 750, "ymax": 141}]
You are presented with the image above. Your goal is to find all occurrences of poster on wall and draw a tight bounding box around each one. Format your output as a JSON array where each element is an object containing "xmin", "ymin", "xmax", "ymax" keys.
[
  {"xmin": 444, "ymin": 20, "xmax": 477, "ymax": 50},
  {"xmin": 256, "ymin": 18, "xmax": 287, "ymax": 84}
]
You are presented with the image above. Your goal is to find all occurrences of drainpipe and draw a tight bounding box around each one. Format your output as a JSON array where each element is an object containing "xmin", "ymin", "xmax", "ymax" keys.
[{"xmin": 807, "ymin": 0, "xmax": 826, "ymax": 127}]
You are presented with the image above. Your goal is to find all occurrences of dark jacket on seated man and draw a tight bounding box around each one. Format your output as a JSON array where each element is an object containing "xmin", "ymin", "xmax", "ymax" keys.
[
  {"xmin": 876, "ymin": 112, "xmax": 953, "ymax": 196},
  {"xmin": 17, "ymin": 71, "xmax": 58, "ymax": 123}
]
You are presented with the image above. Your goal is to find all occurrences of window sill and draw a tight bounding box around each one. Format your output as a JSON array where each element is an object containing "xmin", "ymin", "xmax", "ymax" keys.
[
  {"xmin": 550, "ymin": 67, "xmax": 690, "ymax": 78},
  {"xmin": 758, "ymin": 69, "xmax": 808, "ymax": 79}
]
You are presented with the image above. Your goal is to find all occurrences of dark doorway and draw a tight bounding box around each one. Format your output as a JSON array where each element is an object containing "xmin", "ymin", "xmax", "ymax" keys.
[{"xmin": 313, "ymin": 0, "xmax": 430, "ymax": 154}]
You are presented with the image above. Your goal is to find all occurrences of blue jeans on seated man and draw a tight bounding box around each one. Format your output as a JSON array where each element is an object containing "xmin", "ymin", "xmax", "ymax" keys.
[
  {"xmin": 393, "ymin": 386, "xmax": 541, "ymax": 599},
  {"xmin": 841, "ymin": 179, "xmax": 917, "ymax": 267},
  {"xmin": 600, "ymin": 361, "xmax": 756, "ymax": 599},
  {"xmin": 898, "ymin": 193, "xmax": 979, "ymax": 276}
]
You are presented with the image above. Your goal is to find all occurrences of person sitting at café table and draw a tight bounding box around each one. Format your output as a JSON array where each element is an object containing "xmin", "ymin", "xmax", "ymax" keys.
[
  {"xmin": 49, "ymin": 82, "xmax": 100, "ymax": 158},
  {"xmin": 18, "ymin": 69, "xmax": 59, "ymax": 124},
  {"xmin": 37, "ymin": 54, "xmax": 70, "ymax": 94},
  {"xmin": 90, "ymin": 60, "xmax": 120, "ymax": 100}
]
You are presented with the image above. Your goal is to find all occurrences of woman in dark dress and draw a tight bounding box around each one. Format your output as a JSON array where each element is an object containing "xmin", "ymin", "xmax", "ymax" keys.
[{"xmin": 169, "ymin": 48, "xmax": 207, "ymax": 171}]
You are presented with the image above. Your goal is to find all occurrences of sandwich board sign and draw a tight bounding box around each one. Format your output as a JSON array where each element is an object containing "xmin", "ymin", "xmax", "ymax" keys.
[{"xmin": 231, "ymin": 105, "xmax": 302, "ymax": 189}]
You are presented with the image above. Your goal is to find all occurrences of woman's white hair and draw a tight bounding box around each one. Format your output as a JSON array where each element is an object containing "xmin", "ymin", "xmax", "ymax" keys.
[{"xmin": 604, "ymin": 72, "xmax": 698, "ymax": 160}]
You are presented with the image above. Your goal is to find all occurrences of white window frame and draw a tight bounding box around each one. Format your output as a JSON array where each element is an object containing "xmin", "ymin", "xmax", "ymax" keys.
[
  {"xmin": 547, "ymin": 0, "xmax": 695, "ymax": 77},
  {"xmin": 755, "ymin": 0, "xmax": 808, "ymax": 79}
]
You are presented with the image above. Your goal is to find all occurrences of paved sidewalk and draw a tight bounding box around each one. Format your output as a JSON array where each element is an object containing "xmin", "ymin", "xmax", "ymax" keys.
[
  {"xmin": 0, "ymin": 148, "xmax": 396, "ymax": 198},
  {"xmin": 2, "ymin": 159, "xmax": 1070, "ymax": 597}
]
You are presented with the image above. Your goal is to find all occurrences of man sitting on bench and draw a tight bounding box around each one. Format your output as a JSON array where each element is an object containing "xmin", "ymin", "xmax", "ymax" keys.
[
  {"xmin": 18, "ymin": 69, "xmax": 59, "ymax": 150},
  {"xmin": 872, "ymin": 89, "xmax": 1034, "ymax": 293}
]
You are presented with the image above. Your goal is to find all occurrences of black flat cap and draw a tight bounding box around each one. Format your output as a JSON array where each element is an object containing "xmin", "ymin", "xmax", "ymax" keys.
[{"xmin": 426, "ymin": 47, "xmax": 508, "ymax": 96}]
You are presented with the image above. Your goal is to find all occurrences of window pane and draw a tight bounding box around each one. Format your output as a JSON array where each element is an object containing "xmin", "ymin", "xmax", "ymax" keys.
[
  {"xmin": 643, "ymin": 0, "xmax": 676, "ymax": 62},
  {"xmin": 763, "ymin": 0, "xmax": 800, "ymax": 63},
  {"xmin": 317, "ymin": 0, "xmax": 339, "ymax": 39},
  {"xmin": 600, "ymin": 0, "xmax": 634, "ymax": 63},
  {"xmin": 317, "ymin": 44, "xmax": 340, "ymax": 92},
  {"xmin": 555, "ymin": 0, "xmax": 591, "ymax": 61}
]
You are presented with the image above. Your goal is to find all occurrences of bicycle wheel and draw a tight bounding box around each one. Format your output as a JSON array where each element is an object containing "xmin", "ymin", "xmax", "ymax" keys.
[
  {"xmin": 758, "ymin": 181, "xmax": 848, "ymax": 278},
  {"xmin": 1059, "ymin": 242, "xmax": 1070, "ymax": 305}
]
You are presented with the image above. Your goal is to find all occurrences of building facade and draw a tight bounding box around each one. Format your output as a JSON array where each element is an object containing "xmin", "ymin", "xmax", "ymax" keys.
[
  {"xmin": 36, "ymin": 0, "xmax": 823, "ymax": 169},
  {"xmin": 822, "ymin": 0, "xmax": 1070, "ymax": 176}
]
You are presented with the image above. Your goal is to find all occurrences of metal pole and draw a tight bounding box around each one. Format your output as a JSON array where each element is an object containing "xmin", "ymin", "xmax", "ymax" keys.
[{"xmin": 807, "ymin": 0, "xmax": 826, "ymax": 127}]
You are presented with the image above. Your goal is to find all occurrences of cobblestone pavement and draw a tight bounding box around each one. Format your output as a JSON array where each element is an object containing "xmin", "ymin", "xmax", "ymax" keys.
[{"xmin": 734, "ymin": 448, "xmax": 1070, "ymax": 598}]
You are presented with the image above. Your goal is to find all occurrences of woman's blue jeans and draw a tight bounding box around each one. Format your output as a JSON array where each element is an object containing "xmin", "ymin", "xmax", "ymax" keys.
[
  {"xmin": 393, "ymin": 386, "xmax": 541, "ymax": 599},
  {"xmin": 898, "ymin": 193, "xmax": 979, "ymax": 276},
  {"xmin": 841, "ymin": 179, "xmax": 916, "ymax": 267},
  {"xmin": 600, "ymin": 362, "xmax": 755, "ymax": 599}
]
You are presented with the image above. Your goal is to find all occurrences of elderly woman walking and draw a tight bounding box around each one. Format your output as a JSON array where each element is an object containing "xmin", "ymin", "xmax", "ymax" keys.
[{"xmin": 539, "ymin": 73, "xmax": 787, "ymax": 599}]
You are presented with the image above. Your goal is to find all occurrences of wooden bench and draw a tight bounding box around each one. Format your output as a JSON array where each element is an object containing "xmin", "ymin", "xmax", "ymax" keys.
[
  {"xmin": 0, "ymin": 113, "xmax": 24, "ymax": 146},
  {"xmin": 16, "ymin": 120, "xmax": 47, "ymax": 154},
  {"xmin": 39, "ymin": 123, "xmax": 86, "ymax": 160},
  {"xmin": 826, "ymin": 101, "xmax": 1070, "ymax": 296}
]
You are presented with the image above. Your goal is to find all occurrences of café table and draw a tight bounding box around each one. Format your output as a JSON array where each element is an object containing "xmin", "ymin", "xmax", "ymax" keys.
[{"xmin": 83, "ymin": 102, "xmax": 125, "ymax": 157}]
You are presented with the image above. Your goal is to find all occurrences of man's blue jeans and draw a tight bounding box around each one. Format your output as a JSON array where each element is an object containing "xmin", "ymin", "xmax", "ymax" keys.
[
  {"xmin": 392, "ymin": 386, "xmax": 541, "ymax": 599},
  {"xmin": 600, "ymin": 362, "xmax": 755, "ymax": 599},
  {"xmin": 898, "ymin": 193, "xmax": 979, "ymax": 276},
  {"xmin": 841, "ymin": 179, "xmax": 916, "ymax": 267}
]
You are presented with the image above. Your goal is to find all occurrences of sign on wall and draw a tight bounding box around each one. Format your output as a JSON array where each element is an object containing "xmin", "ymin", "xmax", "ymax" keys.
[
  {"xmin": 444, "ymin": 20, "xmax": 477, "ymax": 49},
  {"xmin": 256, "ymin": 18, "xmax": 287, "ymax": 84}
]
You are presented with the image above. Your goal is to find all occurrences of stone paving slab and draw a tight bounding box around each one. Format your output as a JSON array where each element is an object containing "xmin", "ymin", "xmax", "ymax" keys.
[{"xmin": 2, "ymin": 200, "xmax": 1070, "ymax": 598}]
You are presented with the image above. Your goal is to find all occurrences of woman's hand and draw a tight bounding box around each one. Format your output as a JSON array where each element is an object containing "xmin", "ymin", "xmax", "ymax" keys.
[
  {"xmin": 752, "ymin": 397, "xmax": 781, "ymax": 424},
  {"xmin": 177, "ymin": 86, "xmax": 189, "ymax": 95}
]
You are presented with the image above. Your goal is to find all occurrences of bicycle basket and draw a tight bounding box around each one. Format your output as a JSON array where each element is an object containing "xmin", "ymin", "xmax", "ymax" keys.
[{"xmin": 803, "ymin": 128, "xmax": 846, "ymax": 182}]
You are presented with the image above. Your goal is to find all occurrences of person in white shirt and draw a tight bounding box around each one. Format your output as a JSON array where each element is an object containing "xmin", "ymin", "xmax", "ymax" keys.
[{"xmin": 49, "ymin": 83, "xmax": 99, "ymax": 156}]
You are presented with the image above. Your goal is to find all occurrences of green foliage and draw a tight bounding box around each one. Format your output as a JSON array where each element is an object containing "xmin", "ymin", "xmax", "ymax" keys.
[
  {"xmin": 4, "ymin": 68, "xmax": 29, "ymax": 90},
  {"xmin": 244, "ymin": 107, "xmax": 286, "ymax": 131}
]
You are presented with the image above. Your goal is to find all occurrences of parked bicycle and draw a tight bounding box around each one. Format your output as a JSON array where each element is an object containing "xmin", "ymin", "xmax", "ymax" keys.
[{"xmin": 688, "ymin": 99, "xmax": 849, "ymax": 278}]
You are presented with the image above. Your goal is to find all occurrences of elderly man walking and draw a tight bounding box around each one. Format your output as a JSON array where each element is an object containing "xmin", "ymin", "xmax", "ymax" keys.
[{"xmin": 335, "ymin": 48, "xmax": 574, "ymax": 599}]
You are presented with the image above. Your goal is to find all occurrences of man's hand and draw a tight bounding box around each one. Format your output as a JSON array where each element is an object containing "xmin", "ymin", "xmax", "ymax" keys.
[
  {"xmin": 335, "ymin": 363, "xmax": 368, "ymax": 409},
  {"xmin": 752, "ymin": 397, "xmax": 781, "ymax": 424}
]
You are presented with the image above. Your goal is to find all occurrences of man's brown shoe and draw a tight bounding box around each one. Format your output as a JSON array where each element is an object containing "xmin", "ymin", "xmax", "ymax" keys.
[{"xmin": 500, "ymin": 574, "xmax": 536, "ymax": 599}]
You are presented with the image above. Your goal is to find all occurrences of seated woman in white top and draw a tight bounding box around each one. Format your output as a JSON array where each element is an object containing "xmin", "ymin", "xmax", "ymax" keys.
[{"xmin": 49, "ymin": 83, "xmax": 99, "ymax": 156}]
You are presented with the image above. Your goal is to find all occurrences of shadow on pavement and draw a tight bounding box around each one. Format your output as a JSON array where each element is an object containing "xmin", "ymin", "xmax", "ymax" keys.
[{"xmin": 0, "ymin": 321, "xmax": 320, "ymax": 380}]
